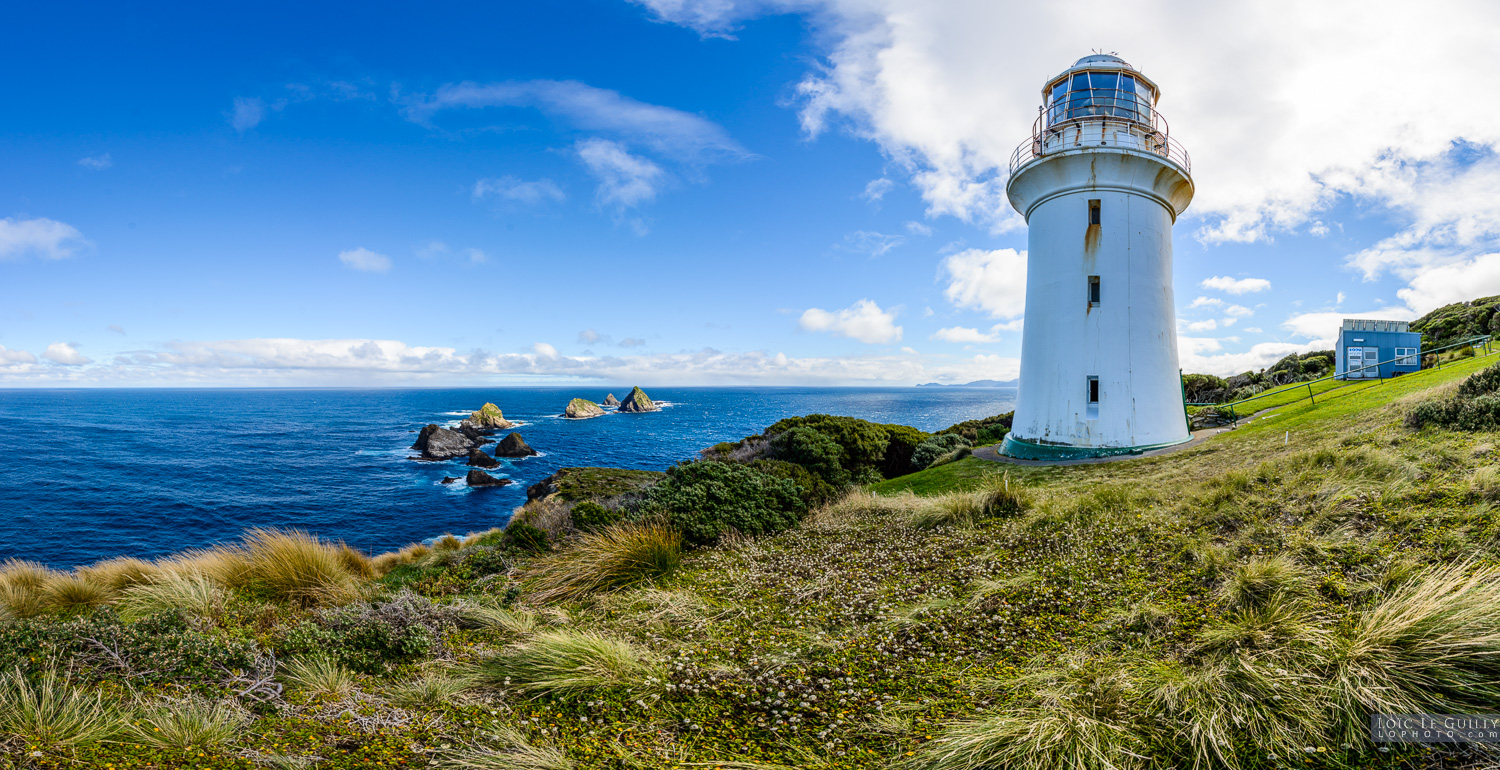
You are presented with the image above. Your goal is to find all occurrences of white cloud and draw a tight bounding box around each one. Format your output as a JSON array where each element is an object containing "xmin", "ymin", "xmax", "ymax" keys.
[
  {"xmin": 639, "ymin": 1, "xmax": 1500, "ymax": 248},
  {"xmin": 1396, "ymin": 251, "xmax": 1500, "ymax": 314},
  {"xmin": 42, "ymin": 342, "xmax": 90, "ymax": 366},
  {"xmin": 1336, "ymin": 292, "xmax": 1346, "ymax": 305},
  {"xmin": 0, "ymin": 345, "xmax": 37, "ymax": 366},
  {"xmin": 619, "ymin": 337, "xmax": 646, "ymax": 348},
  {"xmin": 1244, "ymin": 327, "xmax": 1263, "ymax": 333},
  {"xmin": 1201, "ymin": 276, "xmax": 1272, "ymax": 295},
  {"xmin": 1185, "ymin": 318, "xmax": 1218, "ymax": 332},
  {"xmin": 799, "ymin": 299, "xmax": 903, "ymax": 344},
  {"xmin": 0, "ymin": 217, "xmax": 88, "ymax": 261},
  {"xmin": 941, "ymin": 247, "xmax": 1026, "ymax": 319},
  {"xmin": 532, "ymin": 342, "xmax": 559, "ymax": 358},
  {"xmin": 0, "ymin": 336, "xmax": 1026, "ymax": 387},
  {"xmin": 861, "ymin": 177, "xmax": 893, "ymax": 202},
  {"xmin": 1179, "ymin": 338, "xmax": 1314, "ymax": 378},
  {"xmin": 337, "ymin": 247, "xmax": 392, "ymax": 273},
  {"xmin": 1224, "ymin": 304, "xmax": 1254, "ymax": 317},
  {"xmin": 77, "ymin": 153, "xmax": 113, "ymax": 170},
  {"xmin": 836, "ymin": 230, "xmax": 904, "ymax": 257},
  {"xmin": 1282, "ymin": 307, "xmax": 1415, "ymax": 345},
  {"xmin": 403, "ymin": 79, "xmax": 746, "ymax": 162},
  {"xmin": 1189, "ymin": 296, "xmax": 1223, "ymax": 309},
  {"xmin": 579, "ymin": 329, "xmax": 606, "ymax": 344},
  {"xmin": 230, "ymin": 97, "xmax": 265, "ymax": 132},
  {"xmin": 472, "ymin": 176, "xmax": 566, "ymax": 205},
  {"xmin": 905, "ymin": 220, "xmax": 933, "ymax": 236},
  {"xmin": 931, "ymin": 326, "xmax": 996, "ymax": 343},
  {"xmin": 576, "ymin": 138, "xmax": 666, "ymax": 210}
]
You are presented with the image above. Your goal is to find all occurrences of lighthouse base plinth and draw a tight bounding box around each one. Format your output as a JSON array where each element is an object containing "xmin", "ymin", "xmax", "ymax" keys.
[{"xmin": 999, "ymin": 433, "xmax": 1193, "ymax": 462}]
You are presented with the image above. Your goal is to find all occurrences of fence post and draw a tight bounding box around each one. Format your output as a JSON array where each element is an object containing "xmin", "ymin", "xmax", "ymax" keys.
[{"xmin": 1307, "ymin": 382, "xmax": 1315, "ymax": 404}]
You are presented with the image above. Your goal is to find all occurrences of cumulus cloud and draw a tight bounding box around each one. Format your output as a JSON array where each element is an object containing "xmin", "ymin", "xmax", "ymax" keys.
[
  {"xmin": 799, "ymin": 299, "xmax": 903, "ymax": 344},
  {"xmin": 1189, "ymin": 296, "xmax": 1223, "ymax": 309},
  {"xmin": 1283, "ymin": 307, "xmax": 1415, "ymax": 346},
  {"xmin": 1201, "ymin": 276, "xmax": 1272, "ymax": 295},
  {"xmin": 1178, "ymin": 338, "xmax": 1314, "ymax": 378},
  {"xmin": 472, "ymin": 176, "xmax": 566, "ymax": 205},
  {"xmin": 0, "ymin": 336, "xmax": 1021, "ymax": 387},
  {"xmin": 0, "ymin": 217, "xmax": 88, "ymax": 261},
  {"xmin": 941, "ymin": 248, "xmax": 1027, "ymax": 319},
  {"xmin": 532, "ymin": 342, "xmax": 559, "ymax": 358},
  {"xmin": 1224, "ymin": 304, "xmax": 1255, "ymax": 317},
  {"xmin": 230, "ymin": 96, "xmax": 265, "ymax": 132},
  {"xmin": 576, "ymin": 138, "xmax": 666, "ymax": 210},
  {"xmin": 338, "ymin": 247, "xmax": 392, "ymax": 273},
  {"xmin": 1184, "ymin": 318, "xmax": 1217, "ymax": 332},
  {"xmin": 0, "ymin": 345, "xmax": 38, "ymax": 366},
  {"xmin": 42, "ymin": 342, "xmax": 90, "ymax": 365},
  {"xmin": 931, "ymin": 326, "xmax": 997, "ymax": 343},
  {"xmin": 77, "ymin": 153, "xmax": 113, "ymax": 170}
]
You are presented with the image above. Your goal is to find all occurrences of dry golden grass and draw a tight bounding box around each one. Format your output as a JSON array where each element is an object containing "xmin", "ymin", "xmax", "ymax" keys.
[
  {"xmin": 41, "ymin": 575, "xmax": 114, "ymax": 613},
  {"xmin": 525, "ymin": 521, "xmax": 682, "ymax": 603},
  {"xmin": 76, "ymin": 557, "xmax": 160, "ymax": 592},
  {"xmin": 238, "ymin": 528, "xmax": 365, "ymax": 606}
]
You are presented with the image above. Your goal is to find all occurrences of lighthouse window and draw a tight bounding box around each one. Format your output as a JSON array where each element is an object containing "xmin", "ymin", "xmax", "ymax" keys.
[
  {"xmin": 1087, "ymin": 376, "xmax": 1100, "ymax": 404},
  {"xmin": 1088, "ymin": 275, "xmax": 1101, "ymax": 306},
  {"xmin": 1089, "ymin": 199, "xmax": 1101, "ymax": 225}
]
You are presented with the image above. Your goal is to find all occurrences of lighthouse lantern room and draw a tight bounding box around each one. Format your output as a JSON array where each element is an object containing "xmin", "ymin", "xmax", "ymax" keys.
[{"xmin": 1000, "ymin": 54, "xmax": 1196, "ymax": 460}]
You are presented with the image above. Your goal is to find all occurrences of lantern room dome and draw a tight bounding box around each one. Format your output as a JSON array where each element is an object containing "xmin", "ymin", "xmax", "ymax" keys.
[{"xmin": 1073, "ymin": 53, "xmax": 1130, "ymax": 68}]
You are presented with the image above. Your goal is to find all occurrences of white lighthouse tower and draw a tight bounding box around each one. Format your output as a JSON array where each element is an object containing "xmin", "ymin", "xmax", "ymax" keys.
[{"xmin": 999, "ymin": 54, "xmax": 1195, "ymax": 460}]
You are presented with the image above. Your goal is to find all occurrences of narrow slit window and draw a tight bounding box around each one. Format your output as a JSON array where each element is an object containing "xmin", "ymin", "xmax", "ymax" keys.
[
  {"xmin": 1087, "ymin": 376, "xmax": 1100, "ymax": 404},
  {"xmin": 1088, "ymin": 199, "xmax": 1101, "ymax": 226},
  {"xmin": 1088, "ymin": 275, "xmax": 1101, "ymax": 306}
]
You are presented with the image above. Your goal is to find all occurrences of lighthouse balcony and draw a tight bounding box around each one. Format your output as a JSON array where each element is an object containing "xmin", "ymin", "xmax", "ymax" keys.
[{"xmin": 1008, "ymin": 109, "xmax": 1191, "ymax": 177}]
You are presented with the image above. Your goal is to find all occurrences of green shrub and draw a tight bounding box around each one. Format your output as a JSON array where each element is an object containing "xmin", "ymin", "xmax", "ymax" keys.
[
  {"xmin": 636, "ymin": 461, "xmax": 806, "ymax": 546},
  {"xmin": 935, "ymin": 412, "xmax": 1014, "ymax": 444},
  {"xmin": 570, "ymin": 501, "xmax": 620, "ymax": 533},
  {"xmin": 765, "ymin": 414, "xmax": 891, "ymax": 477},
  {"xmin": 277, "ymin": 590, "xmax": 455, "ymax": 674},
  {"xmin": 504, "ymin": 523, "xmax": 551, "ymax": 554},
  {"xmin": 974, "ymin": 424, "xmax": 1009, "ymax": 446},
  {"xmin": 878, "ymin": 424, "xmax": 931, "ymax": 477},
  {"xmin": 1458, "ymin": 361, "xmax": 1500, "ymax": 398},
  {"xmin": 771, "ymin": 425, "xmax": 849, "ymax": 486},
  {"xmin": 0, "ymin": 610, "xmax": 256, "ymax": 685},
  {"xmin": 911, "ymin": 434, "xmax": 973, "ymax": 471},
  {"xmin": 749, "ymin": 459, "xmax": 841, "ymax": 506},
  {"xmin": 1408, "ymin": 363, "xmax": 1500, "ymax": 431}
]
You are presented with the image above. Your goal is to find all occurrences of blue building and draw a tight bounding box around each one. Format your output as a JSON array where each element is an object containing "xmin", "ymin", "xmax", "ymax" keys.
[{"xmin": 1335, "ymin": 319, "xmax": 1421, "ymax": 379}]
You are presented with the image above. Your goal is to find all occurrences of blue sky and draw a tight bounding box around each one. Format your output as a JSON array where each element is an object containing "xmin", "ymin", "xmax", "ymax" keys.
[{"xmin": 3, "ymin": 0, "xmax": 1498, "ymax": 385}]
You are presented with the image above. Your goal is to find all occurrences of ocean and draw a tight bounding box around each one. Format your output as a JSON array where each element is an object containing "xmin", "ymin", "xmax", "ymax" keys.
[{"xmin": 0, "ymin": 387, "xmax": 1016, "ymax": 568}]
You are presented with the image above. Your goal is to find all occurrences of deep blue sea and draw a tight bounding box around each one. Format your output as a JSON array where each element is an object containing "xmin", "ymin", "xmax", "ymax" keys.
[{"xmin": 0, "ymin": 387, "xmax": 1016, "ymax": 568}]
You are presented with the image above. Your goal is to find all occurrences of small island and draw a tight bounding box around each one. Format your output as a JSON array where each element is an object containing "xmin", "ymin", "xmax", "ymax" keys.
[
  {"xmin": 563, "ymin": 397, "xmax": 605, "ymax": 419},
  {"xmin": 616, "ymin": 385, "xmax": 659, "ymax": 413}
]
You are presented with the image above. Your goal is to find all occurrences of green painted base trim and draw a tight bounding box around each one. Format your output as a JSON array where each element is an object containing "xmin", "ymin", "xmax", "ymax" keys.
[{"xmin": 999, "ymin": 433, "xmax": 1193, "ymax": 461}]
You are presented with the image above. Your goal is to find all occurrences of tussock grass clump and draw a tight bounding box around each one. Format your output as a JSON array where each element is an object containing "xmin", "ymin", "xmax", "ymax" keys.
[
  {"xmin": 118, "ymin": 574, "xmax": 227, "ymax": 622},
  {"xmin": 1322, "ymin": 561, "xmax": 1500, "ymax": 745},
  {"xmin": 122, "ymin": 698, "xmax": 248, "ymax": 750},
  {"xmin": 1215, "ymin": 555, "xmax": 1313, "ymax": 610},
  {"xmin": 282, "ymin": 654, "xmax": 358, "ymax": 697},
  {"xmin": 239, "ymin": 528, "xmax": 365, "ymax": 606},
  {"xmin": 77, "ymin": 557, "xmax": 160, "ymax": 591},
  {"xmin": 461, "ymin": 603, "xmax": 541, "ymax": 637},
  {"xmin": 1144, "ymin": 656, "xmax": 1324, "ymax": 770},
  {"xmin": 0, "ymin": 668, "xmax": 120, "ymax": 747},
  {"xmin": 909, "ymin": 661, "xmax": 1149, "ymax": 770},
  {"xmin": 1470, "ymin": 465, "xmax": 1500, "ymax": 500},
  {"xmin": 1194, "ymin": 594, "xmax": 1327, "ymax": 657},
  {"xmin": 41, "ymin": 574, "xmax": 115, "ymax": 614},
  {"xmin": 389, "ymin": 672, "xmax": 471, "ymax": 708},
  {"xmin": 525, "ymin": 522, "xmax": 682, "ymax": 603},
  {"xmin": 909, "ymin": 477, "xmax": 1028, "ymax": 530},
  {"xmin": 807, "ymin": 489, "xmax": 921, "ymax": 531},
  {"xmin": 162, "ymin": 547, "xmax": 253, "ymax": 586},
  {"xmin": 444, "ymin": 726, "xmax": 575, "ymax": 769},
  {"xmin": 476, "ymin": 629, "xmax": 658, "ymax": 696}
]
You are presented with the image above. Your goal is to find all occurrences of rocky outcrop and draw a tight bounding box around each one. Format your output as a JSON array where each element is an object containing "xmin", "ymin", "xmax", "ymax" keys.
[
  {"xmin": 564, "ymin": 398, "xmax": 605, "ymax": 419},
  {"xmin": 467, "ymin": 448, "xmax": 500, "ymax": 468},
  {"xmin": 469, "ymin": 403, "xmax": 515, "ymax": 429},
  {"xmin": 441, "ymin": 476, "xmax": 459, "ymax": 485},
  {"xmin": 457, "ymin": 421, "xmax": 488, "ymax": 443},
  {"xmin": 466, "ymin": 469, "xmax": 511, "ymax": 487},
  {"xmin": 494, "ymin": 432, "xmax": 538, "ymax": 458},
  {"xmin": 1189, "ymin": 407, "xmax": 1237, "ymax": 430},
  {"xmin": 526, "ymin": 466, "xmax": 666, "ymax": 503},
  {"xmin": 602, "ymin": 393, "xmax": 619, "ymax": 407},
  {"xmin": 617, "ymin": 386, "xmax": 659, "ymax": 413},
  {"xmin": 415, "ymin": 425, "xmax": 476, "ymax": 460}
]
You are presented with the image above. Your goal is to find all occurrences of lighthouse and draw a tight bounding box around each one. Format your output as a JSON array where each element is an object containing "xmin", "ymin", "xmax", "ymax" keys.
[{"xmin": 999, "ymin": 54, "xmax": 1195, "ymax": 460}]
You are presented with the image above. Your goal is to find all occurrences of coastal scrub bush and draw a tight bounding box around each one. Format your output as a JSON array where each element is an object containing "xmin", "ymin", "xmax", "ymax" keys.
[
  {"xmin": 526, "ymin": 522, "xmax": 682, "ymax": 603},
  {"xmin": 503, "ymin": 523, "xmax": 551, "ymax": 554},
  {"xmin": 935, "ymin": 412, "xmax": 1013, "ymax": 445},
  {"xmin": 771, "ymin": 425, "xmax": 849, "ymax": 487},
  {"xmin": 122, "ymin": 697, "xmax": 248, "ymax": 750},
  {"xmin": 0, "ymin": 610, "xmax": 256, "ymax": 684},
  {"xmin": 765, "ymin": 414, "xmax": 890, "ymax": 477},
  {"xmin": 879, "ymin": 424, "xmax": 931, "ymax": 477},
  {"xmin": 635, "ymin": 460, "xmax": 806, "ymax": 546},
  {"xmin": 911, "ymin": 434, "xmax": 973, "ymax": 471},
  {"xmin": 278, "ymin": 590, "xmax": 455, "ymax": 674},
  {"xmin": 475, "ymin": 629, "xmax": 658, "ymax": 695},
  {"xmin": 569, "ymin": 501, "xmax": 619, "ymax": 533},
  {"xmin": 0, "ymin": 667, "xmax": 120, "ymax": 747},
  {"xmin": 749, "ymin": 458, "xmax": 841, "ymax": 506},
  {"xmin": 1407, "ymin": 362, "xmax": 1500, "ymax": 431}
]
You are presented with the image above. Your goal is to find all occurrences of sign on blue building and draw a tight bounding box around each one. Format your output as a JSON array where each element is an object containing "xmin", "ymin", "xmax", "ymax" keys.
[{"xmin": 1335, "ymin": 319, "xmax": 1421, "ymax": 379}]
